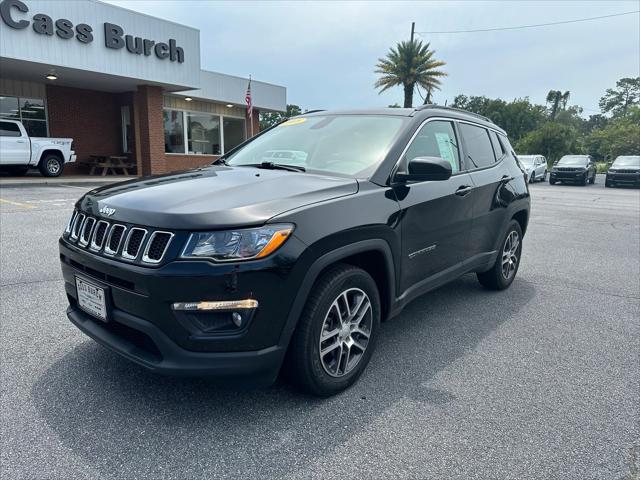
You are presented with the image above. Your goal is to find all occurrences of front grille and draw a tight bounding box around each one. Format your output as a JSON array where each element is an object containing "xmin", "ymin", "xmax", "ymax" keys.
[
  {"xmin": 90, "ymin": 221, "xmax": 109, "ymax": 251},
  {"xmin": 615, "ymin": 169, "xmax": 639, "ymax": 174},
  {"xmin": 64, "ymin": 210, "xmax": 175, "ymax": 266},
  {"xmin": 79, "ymin": 217, "xmax": 96, "ymax": 246},
  {"xmin": 556, "ymin": 167, "xmax": 579, "ymax": 172},
  {"xmin": 104, "ymin": 224, "xmax": 126, "ymax": 256},
  {"xmin": 143, "ymin": 231, "xmax": 173, "ymax": 263},
  {"xmin": 122, "ymin": 228, "xmax": 147, "ymax": 260}
]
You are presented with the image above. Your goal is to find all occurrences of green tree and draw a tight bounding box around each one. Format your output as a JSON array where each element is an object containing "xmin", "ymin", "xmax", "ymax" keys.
[
  {"xmin": 545, "ymin": 90, "xmax": 570, "ymax": 120},
  {"xmin": 585, "ymin": 107, "xmax": 640, "ymax": 161},
  {"xmin": 452, "ymin": 95, "xmax": 546, "ymax": 142},
  {"xmin": 598, "ymin": 77, "xmax": 640, "ymax": 118},
  {"xmin": 259, "ymin": 104, "xmax": 303, "ymax": 130},
  {"xmin": 374, "ymin": 39, "xmax": 446, "ymax": 108},
  {"xmin": 515, "ymin": 122, "xmax": 581, "ymax": 162}
]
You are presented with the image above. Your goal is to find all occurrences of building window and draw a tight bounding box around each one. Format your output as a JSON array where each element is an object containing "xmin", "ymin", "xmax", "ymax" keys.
[
  {"xmin": 163, "ymin": 109, "xmax": 185, "ymax": 153},
  {"xmin": 187, "ymin": 113, "xmax": 221, "ymax": 155},
  {"xmin": 0, "ymin": 95, "xmax": 48, "ymax": 136},
  {"xmin": 223, "ymin": 117, "xmax": 246, "ymax": 152},
  {"xmin": 163, "ymin": 107, "xmax": 246, "ymax": 155}
]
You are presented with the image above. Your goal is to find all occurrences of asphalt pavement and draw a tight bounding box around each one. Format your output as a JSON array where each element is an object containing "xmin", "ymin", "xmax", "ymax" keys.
[{"xmin": 1, "ymin": 175, "xmax": 638, "ymax": 479}]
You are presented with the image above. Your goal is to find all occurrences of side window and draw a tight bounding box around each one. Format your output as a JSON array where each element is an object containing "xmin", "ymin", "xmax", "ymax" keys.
[
  {"xmin": 402, "ymin": 120, "xmax": 460, "ymax": 174},
  {"xmin": 488, "ymin": 130, "xmax": 506, "ymax": 161},
  {"xmin": 497, "ymin": 134, "xmax": 517, "ymax": 162},
  {"xmin": 0, "ymin": 121, "xmax": 21, "ymax": 137},
  {"xmin": 459, "ymin": 123, "xmax": 496, "ymax": 169}
]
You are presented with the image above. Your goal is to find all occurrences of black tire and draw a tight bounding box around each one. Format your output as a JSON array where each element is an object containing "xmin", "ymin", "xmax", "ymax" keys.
[
  {"xmin": 529, "ymin": 173, "xmax": 534, "ymax": 184},
  {"xmin": 39, "ymin": 154, "xmax": 64, "ymax": 177},
  {"xmin": 589, "ymin": 173, "xmax": 595, "ymax": 184},
  {"xmin": 549, "ymin": 178, "xmax": 556, "ymax": 185},
  {"xmin": 477, "ymin": 220, "xmax": 523, "ymax": 291},
  {"xmin": 286, "ymin": 264, "xmax": 381, "ymax": 397},
  {"xmin": 605, "ymin": 181, "xmax": 612, "ymax": 188},
  {"xmin": 542, "ymin": 170, "xmax": 547, "ymax": 182},
  {"xmin": 581, "ymin": 173, "xmax": 588, "ymax": 186}
]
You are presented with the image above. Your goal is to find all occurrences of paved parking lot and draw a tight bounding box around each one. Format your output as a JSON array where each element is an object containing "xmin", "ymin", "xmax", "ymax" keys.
[{"xmin": 1, "ymin": 176, "xmax": 638, "ymax": 479}]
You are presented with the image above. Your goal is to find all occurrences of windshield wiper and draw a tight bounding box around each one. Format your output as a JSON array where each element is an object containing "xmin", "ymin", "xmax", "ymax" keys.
[{"xmin": 258, "ymin": 162, "xmax": 306, "ymax": 172}]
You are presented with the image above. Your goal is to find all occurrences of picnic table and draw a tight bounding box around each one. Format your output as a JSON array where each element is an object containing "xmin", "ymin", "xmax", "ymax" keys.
[{"xmin": 86, "ymin": 155, "xmax": 135, "ymax": 176}]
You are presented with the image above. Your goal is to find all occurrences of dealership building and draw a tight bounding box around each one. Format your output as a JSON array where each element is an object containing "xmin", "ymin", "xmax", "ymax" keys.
[{"xmin": 0, "ymin": 0, "xmax": 286, "ymax": 175}]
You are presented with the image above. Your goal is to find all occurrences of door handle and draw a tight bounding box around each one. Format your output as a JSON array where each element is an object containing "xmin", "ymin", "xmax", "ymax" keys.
[
  {"xmin": 16, "ymin": 139, "xmax": 26, "ymax": 143},
  {"xmin": 500, "ymin": 175, "xmax": 514, "ymax": 183},
  {"xmin": 455, "ymin": 185, "xmax": 473, "ymax": 196}
]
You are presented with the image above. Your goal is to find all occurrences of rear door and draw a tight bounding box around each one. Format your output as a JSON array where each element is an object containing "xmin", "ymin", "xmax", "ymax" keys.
[
  {"xmin": 459, "ymin": 123, "xmax": 513, "ymax": 258},
  {"xmin": 395, "ymin": 119, "xmax": 475, "ymax": 293},
  {"xmin": 0, "ymin": 121, "xmax": 30, "ymax": 165}
]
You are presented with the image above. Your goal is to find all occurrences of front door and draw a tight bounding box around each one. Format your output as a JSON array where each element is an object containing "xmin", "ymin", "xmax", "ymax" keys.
[
  {"xmin": 395, "ymin": 119, "xmax": 475, "ymax": 293},
  {"xmin": 0, "ymin": 121, "xmax": 30, "ymax": 165}
]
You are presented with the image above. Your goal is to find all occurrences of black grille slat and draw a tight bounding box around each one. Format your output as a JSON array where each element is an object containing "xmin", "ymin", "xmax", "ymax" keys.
[
  {"xmin": 123, "ymin": 228, "xmax": 146, "ymax": 259},
  {"xmin": 143, "ymin": 232, "xmax": 172, "ymax": 263},
  {"xmin": 71, "ymin": 213, "xmax": 85, "ymax": 240},
  {"xmin": 79, "ymin": 218, "xmax": 96, "ymax": 246},
  {"xmin": 90, "ymin": 221, "xmax": 109, "ymax": 251},
  {"xmin": 105, "ymin": 225, "xmax": 126, "ymax": 255}
]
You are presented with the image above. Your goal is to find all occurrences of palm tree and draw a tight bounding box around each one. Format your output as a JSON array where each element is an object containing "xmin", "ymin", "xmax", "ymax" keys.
[
  {"xmin": 546, "ymin": 90, "xmax": 570, "ymax": 120},
  {"xmin": 375, "ymin": 40, "xmax": 447, "ymax": 108}
]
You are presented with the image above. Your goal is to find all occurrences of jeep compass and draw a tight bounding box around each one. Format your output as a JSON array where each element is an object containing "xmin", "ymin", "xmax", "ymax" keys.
[{"xmin": 59, "ymin": 106, "xmax": 530, "ymax": 396}]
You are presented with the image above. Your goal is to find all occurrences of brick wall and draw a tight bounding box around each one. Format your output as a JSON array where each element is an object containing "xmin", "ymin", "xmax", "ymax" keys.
[
  {"xmin": 133, "ymin": 85, "xmax": 165, "ymax": 176},
  {"xmin": 46, "ymin": 85, "xmax": 121, "ymax": 174},
  {"xmin": 165, "ymin": 154, "xmax": 219, "ymax": 171}
]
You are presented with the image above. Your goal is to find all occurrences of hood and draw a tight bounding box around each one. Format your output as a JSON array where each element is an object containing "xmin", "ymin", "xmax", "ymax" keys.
[{"xmin": 78, "ymin": 165, "xmax": 359, "ymax": 230}]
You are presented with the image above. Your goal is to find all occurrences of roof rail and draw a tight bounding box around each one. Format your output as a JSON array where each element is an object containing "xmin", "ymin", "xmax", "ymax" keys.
[
  {"xmin": 416, "ymin": 104, "xmax": 493, "ymax": 123},
  {"xmin": 301, "ymin": 109, "xmax": 326, "ymax": 115}
]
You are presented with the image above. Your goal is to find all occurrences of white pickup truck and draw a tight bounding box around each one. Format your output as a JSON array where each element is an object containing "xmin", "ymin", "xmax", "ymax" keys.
[{"xmin": 0, "ymin": 119, "xmax": 76, "ymax": 177}]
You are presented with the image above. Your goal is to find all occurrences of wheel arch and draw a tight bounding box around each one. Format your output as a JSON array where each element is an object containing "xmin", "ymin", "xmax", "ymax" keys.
[
  {"xmin": 278, "ymin": 239, "xmax": 396, "ymax": 351},
  {"xmin": 512, "ymin": 209, "xmax": 529, "ymax": 236},
  {"xmin": 37, "ymin": 148, "xmax": 64, "ymax": 167}
]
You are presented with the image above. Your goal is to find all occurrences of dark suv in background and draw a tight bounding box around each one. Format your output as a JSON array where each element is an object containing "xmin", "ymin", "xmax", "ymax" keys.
[
  {"xmin": 606, "ymin": 155, "xmax": 640, "ymax": 187},
  {"xmin": 59, "ymin": 106, "xmax": 530, "ymax": 396},
  {"xmin": 549, "ymin": 155, "xmax": 597, "ymax": 185}
]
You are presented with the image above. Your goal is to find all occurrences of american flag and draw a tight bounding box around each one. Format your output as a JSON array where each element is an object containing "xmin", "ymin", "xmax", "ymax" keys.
[{"xmin": 245, "ymin": 76, "xmax": 253, "ymax": 119}]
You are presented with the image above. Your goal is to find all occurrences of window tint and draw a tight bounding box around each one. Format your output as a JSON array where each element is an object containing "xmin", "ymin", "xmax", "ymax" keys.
[
  {"xmin": 489, "ymin": 130, "xmax": 505, "ymax": 160},
  {"xmin": 163, "ymin": 109, "xmax": 185, "ymax": 153},
  {"xmin": 459, "ymin": 123, "xmax": 496, "ymax": 168},
  {"xmin": 403, "ymin": 120, "xmax": 460, "ymax": 174},
  {"xmin": 0, "ymin": 121, "xmax": 21, "ymax": 137},
  {"xmin": 223, "ymin": 117, "xmax": 245, "ymax": 152}
]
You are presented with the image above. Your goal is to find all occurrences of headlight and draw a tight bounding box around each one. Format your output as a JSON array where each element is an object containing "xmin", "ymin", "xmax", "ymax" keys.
[{"xmin": 181, "ymin": 224, "xmax": 294, "ymax": 262}]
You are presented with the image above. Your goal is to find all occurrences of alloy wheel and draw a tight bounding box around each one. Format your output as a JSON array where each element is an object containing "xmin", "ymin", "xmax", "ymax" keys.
[
  {"xmin": 47, "ymin": 158, "xmax": 61, "ymax": 175},
  {"xmin": 319, "ymin": 288, "xmax": 372, "ymax": 377},
  {"xmin": 501, "ymin": 231, "xmax": 520, "ymax": 280}
]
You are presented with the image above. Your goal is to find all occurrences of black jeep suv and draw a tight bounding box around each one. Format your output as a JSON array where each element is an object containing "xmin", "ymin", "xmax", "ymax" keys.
[
  {"xmin": 59, "ymin": 106, "xmax": 530, "ymax": 396},
  {"xmin": 549, "ymin": 155, "xmax": 597, "ymax": 185}
]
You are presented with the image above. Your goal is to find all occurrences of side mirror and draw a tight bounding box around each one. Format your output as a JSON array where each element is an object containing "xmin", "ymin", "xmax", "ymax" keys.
[{"xmin": 395, "ymin": 156, "xmax": 452, "ymax": 182}]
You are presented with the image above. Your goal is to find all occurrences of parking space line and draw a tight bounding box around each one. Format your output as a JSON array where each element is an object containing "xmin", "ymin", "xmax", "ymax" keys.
[{"xmin": 0, "ymin": 198, "xmax": 37, "ymax": 209}]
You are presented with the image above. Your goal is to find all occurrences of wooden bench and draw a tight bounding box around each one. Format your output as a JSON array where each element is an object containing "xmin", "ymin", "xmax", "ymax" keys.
[{"xmin": 86, "ymin": 155, "xmax": 135, "ymax": 176}]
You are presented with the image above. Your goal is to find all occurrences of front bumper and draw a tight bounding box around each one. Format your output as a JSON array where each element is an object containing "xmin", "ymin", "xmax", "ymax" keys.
[
  {"xmin": 67, "ymin": 152, "xmax": 76, "ymax": 163},
  {"xmin": 550, "ymin": 170, "xmax": 587, "ymax": 182},
  {"xmin": 606, "ymin": 172, "xmax": 640, "ymax": 186},
  {"xmin": 60, "ymin": 235, "xmax": 308, "ymax": 380}
]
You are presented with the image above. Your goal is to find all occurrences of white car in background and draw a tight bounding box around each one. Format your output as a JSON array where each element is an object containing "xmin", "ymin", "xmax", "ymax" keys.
[
  {"xmin": 517, "ymin": 154, "xmax": 547, "ymax": 183},
  {"xmin": 0, "ymin": 119, "xmax": 75, "ymax": 177}
]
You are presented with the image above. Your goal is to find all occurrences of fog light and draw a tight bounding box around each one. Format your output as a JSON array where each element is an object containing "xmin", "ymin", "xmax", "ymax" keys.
[
  {"xmin": 232, "ymin": 312, "xmax": 243, "ymax": 327},
  {"xmin": 172, "ymin": 299, "xmax": 258, "ymax": 311}
]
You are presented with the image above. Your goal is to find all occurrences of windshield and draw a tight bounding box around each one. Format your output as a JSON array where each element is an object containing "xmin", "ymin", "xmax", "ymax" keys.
[
  {"xmin": 225, "ymin": 115, "xmax": 407, "ymax": 178},
  {"xmin": 558, "ymin": 155, "xmax": 588, "ymax": 166},
  {"xmin": 612, "ymin": 156, "xmax": 640, "ymax": 167},
  {"xmin": 518, "ymin": 156, "xmax": 535, "ymax": 165}
]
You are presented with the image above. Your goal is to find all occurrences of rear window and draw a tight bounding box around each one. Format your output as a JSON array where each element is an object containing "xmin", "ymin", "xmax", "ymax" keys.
[
  {"xmin": 0, "ymin": 121, "xmax": 21, "ymax": 137},
  {"xmin": 459, "ymin": 123, "xmax": 495, "ymax": 168}
]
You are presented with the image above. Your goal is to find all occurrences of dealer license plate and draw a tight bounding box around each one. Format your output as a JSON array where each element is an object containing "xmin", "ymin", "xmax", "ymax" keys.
[{"xmin": 75, "ymin": 276, "xmax": 107, "ymax": 321}]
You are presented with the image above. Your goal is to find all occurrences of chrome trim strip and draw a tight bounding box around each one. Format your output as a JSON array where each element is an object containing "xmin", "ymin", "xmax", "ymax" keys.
[
  {"xmin": 141, "ymin": 231, "xmax": 174, "ymax": 264},
  {"xmin": 121, "ymin": 227, "xmax": 148, "ymax": 260},
  {"xmin": 103, "ymin": 224, "xmax": 127, "ymax": 256},
  {"xmin": 70, "ymin": 213, "xmax": 85, "ymax": 241},
  {"xmin": 64, "ymin": 210, "xmax": 77, "ymax": 235},
  {"xmin": 78, "ymin": 217, "xmax": 96, "ymax": 247},
  {"xmin": 89, "ymin": 220, "xmax": 110, "ymax": 252}
]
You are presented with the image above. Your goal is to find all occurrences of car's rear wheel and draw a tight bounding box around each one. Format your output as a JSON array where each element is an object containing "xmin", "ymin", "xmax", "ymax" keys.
[
  {"xmin": 287, "ymin": 264, "xmax": 380, "ymax": 396},
  {"xmin": 477, "ymin": 220, "xmax": 523, "ymax": 291},
  {"xmin": 39, "ymin": 154, "xmax": 64, "ymax": 177}
]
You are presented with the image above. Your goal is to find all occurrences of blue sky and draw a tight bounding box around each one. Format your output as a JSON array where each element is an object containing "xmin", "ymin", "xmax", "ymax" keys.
[{"xmin": 107, "ymin": 1, "xmax": 639, "ymax": 114}]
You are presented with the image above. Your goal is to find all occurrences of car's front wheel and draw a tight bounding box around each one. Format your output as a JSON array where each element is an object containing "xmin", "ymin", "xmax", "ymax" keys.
[
  {"xmin": 542, "ymin": 170, "xmax": 547, "ymax": 182},
  {"xmin": 287, "ymin": 264, "xmax": 380, "ymax": 396},
  {"xmin": 549, "ymin": 178, "xmax": 556, "ymax": 185},
  {"xmin": 589, "ymin": 173, "xmax": 595, "ymax": 184},
  {"xmin": 477, "ymin": 220, "xmax": 523, "ymax": 290}
]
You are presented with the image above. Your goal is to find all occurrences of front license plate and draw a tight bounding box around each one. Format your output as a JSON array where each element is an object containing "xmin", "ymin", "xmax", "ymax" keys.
[{"xmin": 75, "ymin": 276, "xmax": 107, "ymax": 321}]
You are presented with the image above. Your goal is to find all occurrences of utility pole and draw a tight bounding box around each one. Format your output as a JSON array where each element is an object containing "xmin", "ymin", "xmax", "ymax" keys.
[{"xmin": 410, "ymin": 22, "xmax": 415, "ymax": 42}]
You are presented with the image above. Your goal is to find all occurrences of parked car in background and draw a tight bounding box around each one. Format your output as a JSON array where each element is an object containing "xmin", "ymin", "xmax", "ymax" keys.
[
  {"xmin": 0, "ymin": 119, "xmax": 75, "ymax": 177},
  {"xmin": 59, "ymin": 106, "xmax": 530, "ymax": 396},
  {"xmin": 549, "ymin": 155, "xmax": 596, "ymax": 186},
  {"xmin": 517, "ymin": 154, "xmax": 547, "ymax": 183},
  {"xmin": 605, "ymin": 155, "xmax": 640, "ymax": 188}
]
